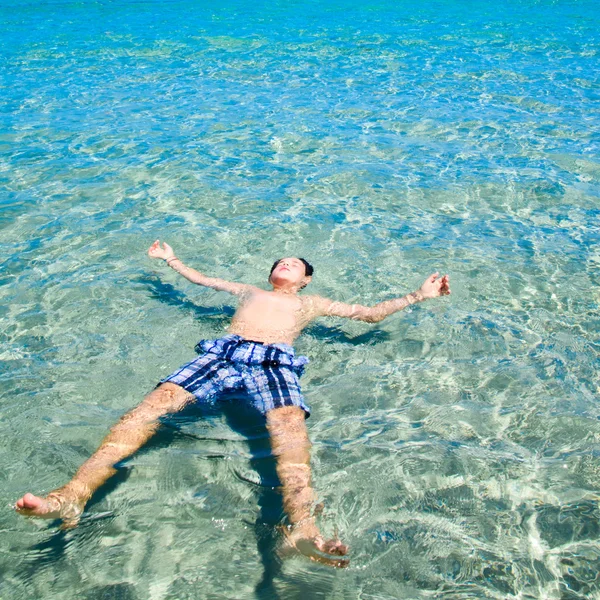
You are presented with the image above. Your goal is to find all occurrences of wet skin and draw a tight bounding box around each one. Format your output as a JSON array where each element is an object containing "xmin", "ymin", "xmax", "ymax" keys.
[{"xmin": 16, "ymin": 242, "xmax": 450, "ymax": 567}]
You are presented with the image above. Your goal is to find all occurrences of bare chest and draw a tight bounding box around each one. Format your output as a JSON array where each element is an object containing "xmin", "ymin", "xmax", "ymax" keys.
[{"xmin": 241, "ymin": 291, "xmax": 303, "ymax": 317}]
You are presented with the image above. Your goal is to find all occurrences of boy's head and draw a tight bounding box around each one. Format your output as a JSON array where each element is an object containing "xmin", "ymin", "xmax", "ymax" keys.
[{"xmin": 269, "ymin": 257, "xmax": 314, "ymax": 290}]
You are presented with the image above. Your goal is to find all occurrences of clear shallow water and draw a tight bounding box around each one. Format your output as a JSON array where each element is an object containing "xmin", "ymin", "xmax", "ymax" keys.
[{"xmin": 1, "ymin": 0, "xmax": 600, "ymax": 598}]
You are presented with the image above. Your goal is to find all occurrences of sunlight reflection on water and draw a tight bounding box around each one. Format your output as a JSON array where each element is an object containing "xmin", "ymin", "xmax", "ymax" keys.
[{"xmin": 1, "ymin": 0, "xmax": 600, "ymax": 598}]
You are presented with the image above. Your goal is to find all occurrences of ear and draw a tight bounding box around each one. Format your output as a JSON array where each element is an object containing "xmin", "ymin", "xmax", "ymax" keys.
[{"xmin": 299, "ymin": 275, "xmax": 312, "ymax": 290}]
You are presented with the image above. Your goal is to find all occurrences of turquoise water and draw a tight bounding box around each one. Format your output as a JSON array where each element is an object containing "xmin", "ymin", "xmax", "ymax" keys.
[{"xmin": 2, "ymin": 0, "xmax": 600, "ymax": 597}]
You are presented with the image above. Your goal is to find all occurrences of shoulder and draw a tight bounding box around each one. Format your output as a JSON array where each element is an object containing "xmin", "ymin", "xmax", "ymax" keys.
[
  {"xmin": 237, "ymin": 283, "xmax": 262, "ymax": 298},
  {"xmin": 300, "ymin": 295, "xmax": 334, "ymax": 316},
  {"xmin": 214, "ymin": 281, "xmax": 261, "ymax": 298}
]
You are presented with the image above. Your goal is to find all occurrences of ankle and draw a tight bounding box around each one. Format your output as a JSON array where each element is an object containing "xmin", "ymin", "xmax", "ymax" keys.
[
  {"xmin": 53, "ymin": 482, "xmax": 89, "ymax": 505},
  {"xmin": 46, "ymin": 488, "xmax": 85, "ymax": 521},
  {"xmin": 287, "ymin": 518, "xmax": 320, "ymax": 540}
]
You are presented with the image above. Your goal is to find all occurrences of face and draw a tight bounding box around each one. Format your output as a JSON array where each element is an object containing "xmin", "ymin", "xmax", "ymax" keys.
[{"xmin": 269, "ymin": 257, "xmax": 310, "ymax": 288}]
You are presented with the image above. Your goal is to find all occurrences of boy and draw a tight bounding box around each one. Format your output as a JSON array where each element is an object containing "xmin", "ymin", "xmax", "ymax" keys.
[{"xmin": 16, "ymin": 240, "xmax": 450, "ymax": 567}]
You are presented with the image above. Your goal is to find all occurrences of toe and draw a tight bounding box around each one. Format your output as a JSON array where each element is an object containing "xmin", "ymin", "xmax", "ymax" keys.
[
  {"xmin": 318, "ymin": 538, "xmax": 349, "ymax": 556},
  {"xmin": 15, "ymin": 493, "xmax": 64, "ymax": 519},
  {"xmin": 16, "ymin": 493, "xmax": 40, "ymax": 511},
  {"xmin": 22, "ymin": 493, "xmax": 42, "ymax": 509}
]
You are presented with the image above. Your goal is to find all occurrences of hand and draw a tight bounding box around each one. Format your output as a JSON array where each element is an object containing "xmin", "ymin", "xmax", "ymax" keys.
[
  {"xmin": 418, "ymin": 272, "xmax": 451, "ymax": 299},
  {"xmin": 147, "ymin": 239, "xmax": 175, "ymax": 261}
]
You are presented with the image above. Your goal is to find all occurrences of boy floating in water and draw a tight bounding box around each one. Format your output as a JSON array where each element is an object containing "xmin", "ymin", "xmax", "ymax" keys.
[{"xmin": 16, "ymin": 241, "xmax": 451, "ymax": 567}]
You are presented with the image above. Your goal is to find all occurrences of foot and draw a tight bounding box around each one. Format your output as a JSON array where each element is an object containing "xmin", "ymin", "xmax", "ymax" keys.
[
  {"xmin": 281, "ymin": 525, "xmax": 349, "ymax": 568},
  {"xmin": 15, "ymin": 492, "xmax": 84, "ymax": 527}
]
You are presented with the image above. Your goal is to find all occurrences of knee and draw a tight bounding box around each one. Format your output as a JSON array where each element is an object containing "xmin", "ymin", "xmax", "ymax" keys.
[
  {"xmin": 267, "ymin": 406, "xmax": 307, "ymax": 432},
  {"xmin": 120, "ymin": 384, "xmax": 190, "ymax": 424},
  {"xmin": 267, "ymin": 418, "xmax": 312, "ymax": 460},
  {"xmin": 272, "ymin": 431, "xmax": 310, "ymax": 452},
  {"xmin": 150, "ymin": 383, "xmax": 190, "ymax": 409}
]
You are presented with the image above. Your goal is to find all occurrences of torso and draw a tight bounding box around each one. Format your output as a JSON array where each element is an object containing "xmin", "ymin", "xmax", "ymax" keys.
[{"xmin": 228, "ymin": 288, "xmax": 319, "ymax": 345}]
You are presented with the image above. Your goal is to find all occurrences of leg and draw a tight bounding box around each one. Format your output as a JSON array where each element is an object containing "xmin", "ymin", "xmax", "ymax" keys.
[
  {"xmin": 15, "ymin": 382, "xmax": 192, "ymax": 526},
  {"xmin": 266, "ymin": 406, "xmax": 348, "ymax": 567}
]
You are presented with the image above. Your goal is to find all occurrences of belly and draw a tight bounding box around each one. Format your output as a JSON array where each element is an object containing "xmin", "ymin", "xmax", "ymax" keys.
[{"xmin": 228, "ymin": 307, "xmax": 299, "ymax": 344}]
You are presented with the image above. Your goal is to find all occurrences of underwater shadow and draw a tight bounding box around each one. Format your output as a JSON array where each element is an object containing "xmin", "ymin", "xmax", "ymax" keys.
[
  {"xmin": 123, "ymin": 398, "xmax": 287, "ymax": 598},
  {"xmin": 305, "ymin": 322, "xmax": 391, "ymax": 346},
  {"xmin": 136, "ymin": 274, "xmax": 235, "ymax": 323},
  {"xmin": 159, "ymin": 398, "xmax": 287, "ymax": 599}
]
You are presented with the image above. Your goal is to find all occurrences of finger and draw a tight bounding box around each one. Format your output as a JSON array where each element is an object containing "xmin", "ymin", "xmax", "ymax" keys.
[{"xmin": 430, "ymin": 272, "xmax": 440, "ymax": 282}]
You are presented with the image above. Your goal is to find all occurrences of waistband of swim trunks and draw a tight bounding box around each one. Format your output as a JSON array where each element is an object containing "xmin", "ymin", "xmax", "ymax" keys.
[{"xmin": 195, "ymin": 335, "xmax": 309, "ymax": 369}]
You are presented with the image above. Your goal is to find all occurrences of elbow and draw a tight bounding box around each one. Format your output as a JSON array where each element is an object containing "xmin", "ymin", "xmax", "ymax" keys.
[
  {"xmin": 359, "ymin": 311, "xmax": 383, "ymax": 324},
  {"xmin": 367, "ymin": 315, "xmax": 384, "ymax": 324}
]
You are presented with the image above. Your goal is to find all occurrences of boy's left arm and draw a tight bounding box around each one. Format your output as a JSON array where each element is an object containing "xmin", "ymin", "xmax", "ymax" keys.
[{"xmin": 313, "ymin": 273, "xmax": 450, "ymax": 323}]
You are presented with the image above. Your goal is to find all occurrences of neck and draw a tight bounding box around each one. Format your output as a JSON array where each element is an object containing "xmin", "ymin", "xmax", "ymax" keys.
[{"xmin": 271, "ymin": 284, "xmax": 299, "ymax": 295}]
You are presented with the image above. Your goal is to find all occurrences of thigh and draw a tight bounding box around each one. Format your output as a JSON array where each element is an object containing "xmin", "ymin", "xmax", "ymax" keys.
[
  {"xmin": 161, "ymin": 354, "xmax": 238, "ymax": 400},
  {"xmin": 123, "ymin": 382, "xmax": 194, "ymax": 425},
  {"xmin": 242, "ymin": 365, "xmax": 310, "ymax": 416},
  {"xmin": 266, "ymin": 405, "xmax": 311, "ymax": 461}
]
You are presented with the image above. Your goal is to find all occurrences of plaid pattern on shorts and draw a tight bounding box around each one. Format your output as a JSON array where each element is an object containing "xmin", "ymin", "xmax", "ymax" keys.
[{"xmin": 160, "ymin": 335, "xmax": 311, "ymax": 416}]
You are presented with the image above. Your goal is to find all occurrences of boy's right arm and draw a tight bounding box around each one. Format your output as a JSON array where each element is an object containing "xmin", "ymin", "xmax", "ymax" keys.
[
  {"xmin": 309, "ymin": 273, "xmax": 450, "ymax": 323},
  {"xmin": 147, "ymin": 240, "xmax": 251, "ymax": 296}
]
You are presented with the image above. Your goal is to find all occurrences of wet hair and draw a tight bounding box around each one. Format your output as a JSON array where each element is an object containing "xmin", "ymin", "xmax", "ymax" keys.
[{"xmin": 269, "ymin": 258, "xmax": 314, "ymax": 278}]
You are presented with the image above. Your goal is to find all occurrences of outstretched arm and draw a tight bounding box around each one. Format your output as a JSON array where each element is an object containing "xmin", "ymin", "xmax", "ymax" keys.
[
  {"xmin": 315, "ymin": 273, "xmax": 450, "ymax": 323},
  {"xmin": 148, "ymin": 240, "xmax": 252, "ymax": 296}
]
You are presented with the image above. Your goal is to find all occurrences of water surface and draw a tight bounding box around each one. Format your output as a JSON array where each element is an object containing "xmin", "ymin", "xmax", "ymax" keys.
[{"xmin": 1, "ymin": 1, "xmax": 600, "ymax": 598}]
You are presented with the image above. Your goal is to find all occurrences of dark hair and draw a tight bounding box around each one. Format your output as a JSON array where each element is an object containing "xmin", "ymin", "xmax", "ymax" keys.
[{"xmin": 270, "ymin": 258, "xmax": 314, "ymax": 277}]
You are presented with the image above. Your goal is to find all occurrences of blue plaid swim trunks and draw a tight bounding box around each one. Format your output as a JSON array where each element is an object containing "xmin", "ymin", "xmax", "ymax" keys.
[{"xmin": 160, "ymin": 335, "xmax": 311, "ymax": 417}]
